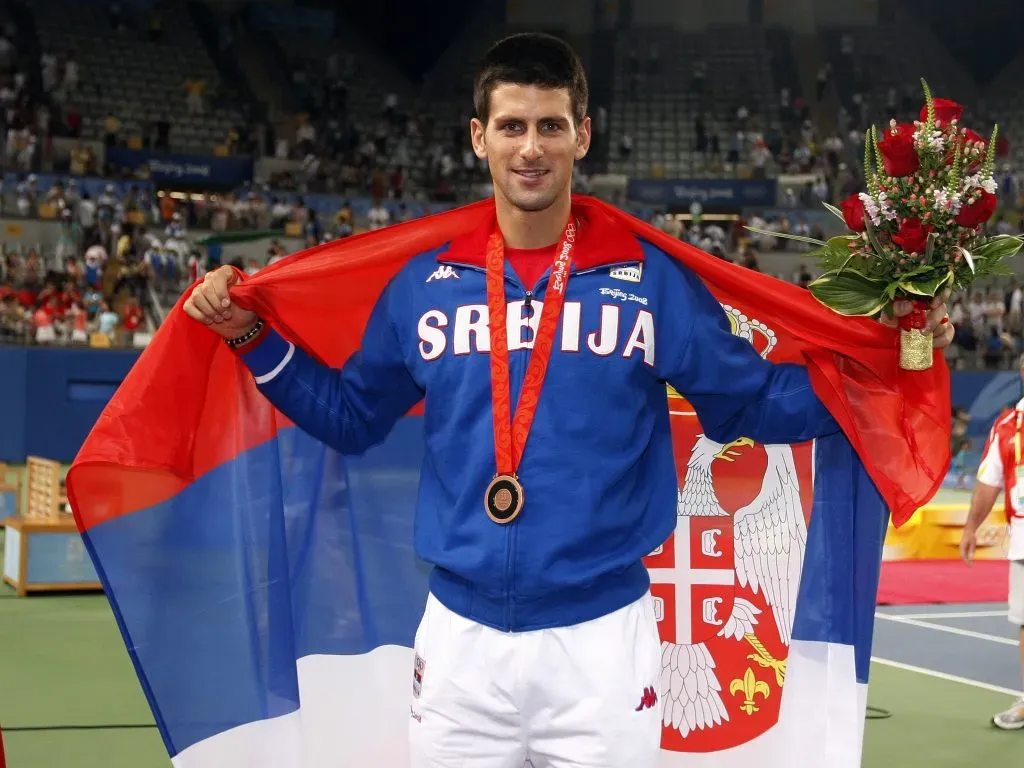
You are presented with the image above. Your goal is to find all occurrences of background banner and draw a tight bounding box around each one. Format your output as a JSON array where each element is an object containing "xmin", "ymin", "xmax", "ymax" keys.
[
  {"xmin": 106, "ymin": 148, "xmax": 254, "ymax": 187},
  {"xmin": 626, "ymin": 178, "xmax": 778, "ymax": 207}
]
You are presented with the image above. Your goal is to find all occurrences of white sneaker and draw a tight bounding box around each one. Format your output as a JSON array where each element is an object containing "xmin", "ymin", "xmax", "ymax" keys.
[{"xmin": 992, "ymin": 698, "xmax": 1024, "ymax": 730}]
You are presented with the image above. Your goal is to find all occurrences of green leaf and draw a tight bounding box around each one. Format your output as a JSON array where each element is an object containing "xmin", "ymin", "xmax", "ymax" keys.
[
  {"xmin": 899, "ymin": 263, "xmax": 940, "ymax": 280},
  {"xmin": 808, "ymin": 269, "xmax": 888, "ymax": 316},
  {"xmin": 809, "ymin": 235, "xmax": 861, "ymax": 272},
  {"xmin": 985, "ymin": 261, "xmax": 1015, "ymax": 277},
  {"xmin": 836, "ymin": 249, "xmax": 858, "ymax": 275},
  {"xmin": 898, "ymin": 269, "xmax": 954, "ymax": 297},
  {"xmin": 973, "ymin": 234, "xmax": 1024, "ymax": 263},
  {"xmin": 925, "ymin": 231, "xmax": 936, "ymax": 262},
  {"xmin": 821, "ymin": 201, "xmax": 847, "ymax": 223},
  {"xmin": 956, "ymin": 246, "xmax": 975, "ymax": 274},
  {"xmin": 862, "ymin": 214, "xmax": 886, "ymax": 259},
  {"xmin": 743, "ymin": 225, "xmax": 826, "ymax": 247},
  {"xmin": 884, "ymin": 281, "xmax": 901, "ymax": 301}
]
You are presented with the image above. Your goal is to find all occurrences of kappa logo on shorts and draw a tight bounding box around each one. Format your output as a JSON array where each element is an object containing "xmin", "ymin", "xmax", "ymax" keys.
[
  {"xmin": 635, "ymin": 685, "xmax": 658, "ymax": 711},
  {"xmin": 413, "ymin": 652, "xmax": 426, "ymax": 698}
]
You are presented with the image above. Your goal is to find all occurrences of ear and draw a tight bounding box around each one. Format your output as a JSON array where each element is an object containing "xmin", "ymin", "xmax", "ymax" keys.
[
  {"xmin": 575, "ymin": 116, "xmax": 592, "ymax": 161},
  {"xmin": 470, "ymin": 118, "xmax": 487, "ymax": 160}
]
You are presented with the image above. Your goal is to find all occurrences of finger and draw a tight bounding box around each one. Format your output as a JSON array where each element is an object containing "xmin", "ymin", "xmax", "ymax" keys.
[
  {"xmin": 190, "ymin": 287, "xmax": 221, "ymax": 323},
  {"xmin": 182, "ymin": 298, "xmax": 205, "ymax": 323},
  {"xmin": 933, "ymin": 321, "xmax": 955, "ymax": 348},
  {"xmin": 925, "ymin": 303, "xmax": 947, "ymax": 332},
  {"xmin": 930, "ymin": 287, "xmax": 952, "ymax": 309},
  {"xmin": 209, "ymin": 269, "xmax": 233, "ymax": 311},
  {"xmin": 892, "ymin": 299, "xmax": 911, "ymax": 317},
  {"xmin": 937, "ymin": 323, "xmax": 954, "ymax": 350}
]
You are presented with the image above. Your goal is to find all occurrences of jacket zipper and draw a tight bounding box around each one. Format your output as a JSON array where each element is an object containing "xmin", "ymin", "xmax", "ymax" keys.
[
  {"xmin": 449, "ymin": 262, "xmax": 526, "ymax": 631},
  {"xmin": 506, "ymin": 276, "xmax": 529, "ymax": 631}
]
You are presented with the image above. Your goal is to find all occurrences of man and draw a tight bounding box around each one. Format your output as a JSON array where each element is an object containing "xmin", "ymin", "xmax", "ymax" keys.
[
  {"xmin": 960, "ymin": 354, "xmax": 1024, "ymax": 730},
  {"xmin": 185, "ymin": 34, "xmax": 953, "ymax": 767}
]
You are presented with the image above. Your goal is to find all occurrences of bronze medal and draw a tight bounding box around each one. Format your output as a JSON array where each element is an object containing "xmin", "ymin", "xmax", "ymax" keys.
[{"xmin": 485, "ymin": 474, "xmax": 524, "ymax": 525}]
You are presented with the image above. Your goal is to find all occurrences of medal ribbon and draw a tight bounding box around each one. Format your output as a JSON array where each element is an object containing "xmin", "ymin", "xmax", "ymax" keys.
[{"xmin": 486, "ymin": 216, "xmax": 577, "ymax": 476}]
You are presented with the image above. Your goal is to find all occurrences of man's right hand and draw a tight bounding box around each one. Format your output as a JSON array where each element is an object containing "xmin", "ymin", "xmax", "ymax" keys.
[
  {"xmin": 959, "ymin": 528, "xmax": 977, "ymax": 566},
  {"xmin": 183, "ymin": 265, "xmax": 259, "ymax": 340}
]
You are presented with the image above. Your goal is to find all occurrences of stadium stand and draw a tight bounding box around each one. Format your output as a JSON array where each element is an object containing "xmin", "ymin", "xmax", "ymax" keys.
[
  {"xmin": 818, "ymin": 23, "xmax": 978, "ymax": 131},
  {"xmin": 0, "ymin": 0, "xmax": 1020, "ymax": 372},
  {"xmin": 33, "ymin": 0, "xmax": 249, "ymax": 155},
  {"xmin": 607, "ymin": 26, "xmax": 779, "ymax": 179}
]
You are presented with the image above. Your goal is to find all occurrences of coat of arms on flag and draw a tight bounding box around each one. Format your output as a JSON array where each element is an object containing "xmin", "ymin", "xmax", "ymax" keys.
[{"xmin": 646, "ymin": 304, "xmax": 816, "ymax": 754}]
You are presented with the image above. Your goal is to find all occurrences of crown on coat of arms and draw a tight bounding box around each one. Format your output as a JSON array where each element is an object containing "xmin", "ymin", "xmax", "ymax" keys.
[{"xmin": 721, "ymin": 304, "xmax": 777, "ymax": 360}]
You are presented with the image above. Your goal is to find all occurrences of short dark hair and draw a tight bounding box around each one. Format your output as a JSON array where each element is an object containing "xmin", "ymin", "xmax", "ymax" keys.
[{"xmin": 473, "ymin": 33, "xmax": 588, "ymax": 128}]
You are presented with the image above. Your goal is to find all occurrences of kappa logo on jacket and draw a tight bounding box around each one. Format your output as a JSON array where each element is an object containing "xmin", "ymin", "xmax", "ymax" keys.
[{"xmin": 426, "ymin": 265, "xmax": 460, "ymax": 283}]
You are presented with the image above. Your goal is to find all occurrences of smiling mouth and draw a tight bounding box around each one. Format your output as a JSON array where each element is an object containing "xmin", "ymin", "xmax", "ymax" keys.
[{"xmin": 513, "ymin": 169, "xmax": 549, "ymax": 179}]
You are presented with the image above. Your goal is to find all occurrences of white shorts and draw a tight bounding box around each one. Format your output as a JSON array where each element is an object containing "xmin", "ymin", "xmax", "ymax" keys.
[
  {"xmin": 408, "ymin": 591, "xmax": 663, "ymax": 768},
  {"xmin": 1010, "ymin": 560, "xmax": 1024, "ymax": 626}
]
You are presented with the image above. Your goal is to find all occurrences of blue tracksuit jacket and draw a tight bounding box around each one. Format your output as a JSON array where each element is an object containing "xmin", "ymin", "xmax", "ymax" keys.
[{"xmin": 239, "ymin": 210, "xmax": 839, "ymax": 633}]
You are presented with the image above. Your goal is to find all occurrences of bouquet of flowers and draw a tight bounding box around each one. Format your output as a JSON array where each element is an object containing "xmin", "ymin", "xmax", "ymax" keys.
[{"xmin": 752, "ymin": 80, "xmax": 1023, "ymax": 370}]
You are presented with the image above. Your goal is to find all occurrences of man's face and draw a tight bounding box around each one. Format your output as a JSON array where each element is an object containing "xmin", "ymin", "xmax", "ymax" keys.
[{"xmin": 471, "ymin": 84, "xmax": 590, "ymax": 214}]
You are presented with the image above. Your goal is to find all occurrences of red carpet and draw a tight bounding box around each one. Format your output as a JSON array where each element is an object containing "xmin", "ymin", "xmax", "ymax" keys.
[{"xmin": 877, "ymin": 559, "xmax": 1010, "ymax": 605}]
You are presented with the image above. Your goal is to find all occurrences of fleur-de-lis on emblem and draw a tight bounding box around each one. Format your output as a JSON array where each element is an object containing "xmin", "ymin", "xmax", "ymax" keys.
[{"xmin": 729, "ymin": 668, "xmax": 771, "ymax": 715}]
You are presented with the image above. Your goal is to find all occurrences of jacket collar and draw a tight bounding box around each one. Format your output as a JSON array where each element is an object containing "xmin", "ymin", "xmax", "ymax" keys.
[{"xmin": 438, "ymin": 195, "xmax": 644, "ymax": 271}]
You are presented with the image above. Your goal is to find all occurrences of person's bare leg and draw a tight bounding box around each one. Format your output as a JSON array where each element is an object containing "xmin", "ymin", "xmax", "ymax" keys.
[{"xmin": 1019, "ymin": 627, "xmax": 1024, "ymax": 693}]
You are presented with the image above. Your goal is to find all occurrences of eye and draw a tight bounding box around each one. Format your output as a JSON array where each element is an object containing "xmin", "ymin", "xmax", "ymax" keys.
[{"xmin": 500, "ymin": 122, "xmax": 523, "ymax": 133}]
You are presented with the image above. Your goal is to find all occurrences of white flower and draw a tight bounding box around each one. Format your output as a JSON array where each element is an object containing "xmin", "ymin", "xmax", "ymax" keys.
[
  {"xmin": 913, "ymin": 125, "xmax": 945, "ymax": 152},
  {"xmin": 859, "ymin": 192, "xmax": 881, "ymax": 226},
  {"xmin": 933, "ymin": 187, "xmax": 962, "ymax": 216},
  {"xmin": 961, "ymin": 172, "xmax": 998, "ymax": 198},
  {"xmin": 876, "ymin": 190, "xmax": 897, "ymax": 221}
]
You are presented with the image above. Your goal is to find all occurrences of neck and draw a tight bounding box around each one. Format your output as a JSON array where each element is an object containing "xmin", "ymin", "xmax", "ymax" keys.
[{"xmin": 495, "ymin": 191, "xmax": 572, "ymax": 249}]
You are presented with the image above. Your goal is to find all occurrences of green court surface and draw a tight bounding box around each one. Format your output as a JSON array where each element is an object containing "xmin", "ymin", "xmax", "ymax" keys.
[{"xmin": 1, "ymin": 518, "xmax": 1020, "ymax": 767}]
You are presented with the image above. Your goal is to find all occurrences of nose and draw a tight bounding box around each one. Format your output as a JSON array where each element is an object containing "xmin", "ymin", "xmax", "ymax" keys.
[{"xmin": 518, "ymin": 126, "xmax": 543, "ymax": 162}]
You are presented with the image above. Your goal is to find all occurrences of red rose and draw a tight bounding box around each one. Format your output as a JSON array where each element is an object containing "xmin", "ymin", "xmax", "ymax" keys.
[
  {"xmin": 892, "ymin": 217, "xmax": 932, "ymax": 254},
  {"xmin": 877, "ymin": 123, "xmax": 920, "ymax": 177},
  {"xmin": 955, "ymin": 190, "xmax": 997, "ymax": 228},
  {"xmin": 919, "ymin": 98, "xmax": 963, "ymax": 126},
  {"xmin": 840, "ymin": 193, "xmax": 866, "ymax": 232}
]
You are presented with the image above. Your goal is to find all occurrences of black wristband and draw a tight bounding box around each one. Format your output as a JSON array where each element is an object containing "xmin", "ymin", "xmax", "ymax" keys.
[{"xmin": 225, "ymin": 319, "xmax": 265, "ymax": 348}]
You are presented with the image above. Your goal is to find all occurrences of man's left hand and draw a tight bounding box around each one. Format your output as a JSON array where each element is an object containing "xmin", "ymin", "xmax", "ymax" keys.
[{"xmin": 880, "ymin": 292, "xmax": 955, "ymax": 350}]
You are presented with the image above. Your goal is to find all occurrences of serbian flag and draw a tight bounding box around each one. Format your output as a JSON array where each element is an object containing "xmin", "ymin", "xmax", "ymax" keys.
[{"xmin": 67, "ymin": 195, "xmax": 949, "ymax": 768}]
